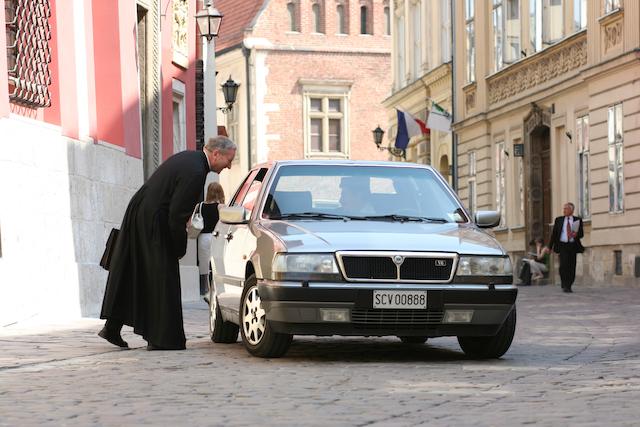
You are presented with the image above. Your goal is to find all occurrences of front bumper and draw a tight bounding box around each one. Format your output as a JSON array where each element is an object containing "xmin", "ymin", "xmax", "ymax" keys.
[{"xmin": 258, "ymin": 280, "xmax": 517, "ymax": 337}]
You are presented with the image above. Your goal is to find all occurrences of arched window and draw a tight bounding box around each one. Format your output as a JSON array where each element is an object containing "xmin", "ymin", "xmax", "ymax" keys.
[
  {"xmin": 337, "ymin": 5, "xmax": 346, "ymax": 34},
  {"xmin": 287, "ymin": 2, "xmax": 297, "ymax": 32},
  {"xmin": 312, "ymin": 3, "xmax": 321, "ymax": 33},
  {"xmin": 384, "ymin": 6, "xmax": 390, "ymax": 35},
  {"xmin": 360, "ymin": 6, "xmax": 368, "ymax": 34}
]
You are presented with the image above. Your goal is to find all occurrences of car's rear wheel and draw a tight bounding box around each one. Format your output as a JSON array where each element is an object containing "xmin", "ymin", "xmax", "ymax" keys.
[
  {"xmin": 209, "ymin": 288, "xmax": 239, "ymax": 343},
  {"xmin": 457, "ymin": 307, "xmax": 516, "ymax": 359},
  {"xmin": 240, "ymin": 274, "xmax": 292, "ymax": 358},
  {"xmin": 398, "ymin": 336, "xmax": 428, "ymax": 344}
]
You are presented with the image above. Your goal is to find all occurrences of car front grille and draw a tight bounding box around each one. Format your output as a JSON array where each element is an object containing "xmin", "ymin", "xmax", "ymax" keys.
[
  {"xmin": 351, "ymin": 309, "xmax": 444, "ymax": 330},
  {"xmin": 339, "ymin": 253, "xmax": 455, "ymax": 282}
]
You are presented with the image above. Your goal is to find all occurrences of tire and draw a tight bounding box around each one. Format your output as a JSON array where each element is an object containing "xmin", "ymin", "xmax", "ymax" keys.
[
  {"xmin": 457, "ymin": 307, "xmax": 517, "ymax": 359},
  {"xmin": 210, "ymin": 291, "xmax": 239, "ymax": 344},
  {"xmin": 398, "ymin": 336, "xmax": 428, "ymax": 344},
  {"xmin": 240, "ymin": 274, "xmax": 292, "ymax": 358}
]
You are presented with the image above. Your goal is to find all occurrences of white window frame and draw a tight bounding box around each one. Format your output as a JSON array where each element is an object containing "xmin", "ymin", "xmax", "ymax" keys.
[
  {"xmin": 573, "ymin": 0, "xmax": 587, "ymax": 31},
  {"xmin": 608, "ymin": 103, "xmax": 624, "ymax": 213},
  {"xmin": 504, "ymin": 0, "xmax": 521, "ymax": 64},
  {"xmin": 605, "ymin": 0, "xmax": 621, "ymax": 14},
  {"xmin": 440, "ymin": 0, "xmax": 452, "ymax": 64},
  {"xmin": 543, "ymin": 0, "xmax": 564, "ymax": 45},
  {"xmin": 396, "ymin": 13, "xmax": 406, "ymax": 88},
  {"xmin": 172, "ymin": 79, "xmax": 186, "ymax": 154},
  {"xmin": 576, "ymin": 115, "xmax": 590, "ymax": 219},
  {"xmin": 412, "ymin": 2, "xmax": 422, "ymax": 79},
  {"xmin": 227, "ymin": 103, "xmax": 240, "ymax": 164},
  {"xmin": 465, "ymin": 0, "xmax": 476, "ymax": 82},
  {"xmin": 301, "ymin": 81, "xmax": 352, "ymax": 159},
  {"xmin": 468, "ymin": 151, "xmax": 477, "ymax": 216},
  {"xmin": 337, "ymin": 4, "xmax": 347, "ymax": 34},
  {"xmin": 495, "ymin": 141, "xmax": 507, "ymax": 227},
  {"xmin": 493, "ymin": 0, "xmax": 504, "ymax": 71}
]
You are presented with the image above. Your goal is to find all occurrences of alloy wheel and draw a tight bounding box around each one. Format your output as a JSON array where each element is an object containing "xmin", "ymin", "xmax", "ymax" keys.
[{"xmin": 242, "ymin": 286, "xmax": 266, "ymax": 345}]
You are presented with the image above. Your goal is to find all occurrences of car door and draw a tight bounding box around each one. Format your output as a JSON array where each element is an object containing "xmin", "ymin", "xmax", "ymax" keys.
[{"xmin": 214, "ymin": 168, "xmax": 269, "ymax": 314}]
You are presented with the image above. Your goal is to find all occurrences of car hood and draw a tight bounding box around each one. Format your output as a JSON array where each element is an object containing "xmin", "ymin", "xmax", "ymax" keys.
[{"xmin": 260, "ymin": 220, "xmax": 504, "ymax": 255}]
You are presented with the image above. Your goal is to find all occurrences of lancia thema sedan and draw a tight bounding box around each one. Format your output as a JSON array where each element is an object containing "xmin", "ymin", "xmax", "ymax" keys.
[{"xmin": 209, "ymin": 160, "xmax": 516, "ymax": 358}]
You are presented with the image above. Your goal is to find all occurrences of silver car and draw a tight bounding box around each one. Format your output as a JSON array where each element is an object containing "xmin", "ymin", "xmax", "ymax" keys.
[{"xmin": 209, "ymin": 160, "xmax": 516, "ymax": 359}]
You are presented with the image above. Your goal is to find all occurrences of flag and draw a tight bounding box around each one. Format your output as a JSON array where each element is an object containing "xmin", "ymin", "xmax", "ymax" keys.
[
  {"xmin": 395, "ymin": 109, "xmax": 429, "ymax": 149},
  {"xmin": 426, "ymin": 102, "xmax": 452, "ymax": 133}
]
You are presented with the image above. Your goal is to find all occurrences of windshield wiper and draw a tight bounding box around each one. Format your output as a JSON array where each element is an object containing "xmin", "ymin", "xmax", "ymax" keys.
[
  {"xmin": 357, "ymin": 214, "xmax": 449, "ymax": 223},
  {"xmin": 272, "ymin": 212, "xmax": 351, "ymax": 221}
]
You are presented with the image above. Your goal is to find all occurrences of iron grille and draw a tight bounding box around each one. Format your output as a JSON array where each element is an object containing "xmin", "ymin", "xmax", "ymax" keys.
[
  {"xmin": 351, "ymin": 309, "xmax": 444, "ymax": 330},
  {"xmin": 5, "ymin": 0, "xmax": 52, "ymax": 108},
  {"xmin": 400, "ymin": 257, "xmax": 453, "ymax": 281}
]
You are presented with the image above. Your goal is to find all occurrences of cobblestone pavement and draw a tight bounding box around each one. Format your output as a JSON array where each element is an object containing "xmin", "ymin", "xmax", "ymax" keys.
[{"xmin": 1, "ymin": 284, "xmax": 639, "ymax": 426}]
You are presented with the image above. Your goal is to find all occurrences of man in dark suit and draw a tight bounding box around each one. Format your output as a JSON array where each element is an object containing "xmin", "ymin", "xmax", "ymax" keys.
[
  {"xmin": 99, "ymin": 136, "xmax": 236, "ymax": 350},
  {"xmin": 548, "ymin": 202, "xmax": 584, "ymax": 293}
]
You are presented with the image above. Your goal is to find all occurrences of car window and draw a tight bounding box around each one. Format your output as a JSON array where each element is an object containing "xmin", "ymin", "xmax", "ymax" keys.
[
  {"xmin": 230, "ymin": 170, "xmax": 258, "ymax": 207},
  {"xmin": 237, "ymin": 168, "xmax": 268, "ymax": 215},
  {"xmin": 262, "ymin": 165, "xmax": 467, "ymax": 222}
]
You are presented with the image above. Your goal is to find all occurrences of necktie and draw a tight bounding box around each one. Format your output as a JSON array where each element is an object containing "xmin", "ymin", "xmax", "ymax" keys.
[{"xmin": 566, "ymin": 218, "xmax": 571, "ymax": 240}]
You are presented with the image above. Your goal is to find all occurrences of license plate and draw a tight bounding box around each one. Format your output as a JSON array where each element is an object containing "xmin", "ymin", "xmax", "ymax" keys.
[{"xmin": 373, "ymin": 290, "xmax": 427, "ymax": 309}]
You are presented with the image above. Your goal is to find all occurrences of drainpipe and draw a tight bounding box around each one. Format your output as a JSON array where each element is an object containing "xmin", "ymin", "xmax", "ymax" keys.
[
  {"xmin": 243, "ymin": 46, "xmax": 252, "ymax": 170},
  {"xmin": 450, "ymin": 0, "xmax": 458, "ymax": 192}
]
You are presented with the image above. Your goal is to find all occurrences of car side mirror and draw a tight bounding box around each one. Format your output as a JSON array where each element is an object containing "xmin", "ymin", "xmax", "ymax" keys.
[
  {"xmin": 475, "ymin": 210, "xmax": 501, "ymax": 228},
  {"xmin": 219, "ymin": 205, "xmax": 249, "ymax": 224}
]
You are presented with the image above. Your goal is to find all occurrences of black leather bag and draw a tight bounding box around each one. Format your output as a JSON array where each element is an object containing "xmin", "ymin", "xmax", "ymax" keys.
[{"xmin": 100, "ymin": 228, "xmax": 120, "ymax": 271}]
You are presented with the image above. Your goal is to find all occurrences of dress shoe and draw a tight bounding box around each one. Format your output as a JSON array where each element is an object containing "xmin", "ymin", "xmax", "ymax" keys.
[
  {"xmin": 562, "ymin": 288, "xmax": 573, "ymax": 293},
  {"xmin": 98, "ymin": 327, "xmax": 129, "ymax": 348}
]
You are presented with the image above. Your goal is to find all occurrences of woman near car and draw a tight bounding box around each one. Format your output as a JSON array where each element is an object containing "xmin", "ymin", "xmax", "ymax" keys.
[{"xmin": 198, "ymin": 182, "xmax": 225, "ymax": 301}]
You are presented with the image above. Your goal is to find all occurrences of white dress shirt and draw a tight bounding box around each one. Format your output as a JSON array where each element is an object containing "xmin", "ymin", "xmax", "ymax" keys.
[{"xmin": 560, "ymin": 216, "xmax": 574, "ymax": 243}]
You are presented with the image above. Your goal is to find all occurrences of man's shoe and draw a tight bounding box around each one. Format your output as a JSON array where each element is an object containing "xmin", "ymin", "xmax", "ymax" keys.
[
  {"xmin": 562, "ymin": 288, "xmax": 573, "ymax": 293},
  {"xmin": 98, "ymin": 327, "xmax": 129, "ymax": 348},
  {"xmin": 146, "ymin": 343, "xmax": 186, "ymax": 351}
]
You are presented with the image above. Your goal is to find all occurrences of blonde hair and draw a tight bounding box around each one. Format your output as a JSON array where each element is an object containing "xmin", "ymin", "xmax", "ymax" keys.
[{"xmin": 206, "ymin": 182, "xmax": 225, "ymax": 203}]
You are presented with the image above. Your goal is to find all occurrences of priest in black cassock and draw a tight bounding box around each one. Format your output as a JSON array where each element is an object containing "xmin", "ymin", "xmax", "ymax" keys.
[{"xmin": 99, "ymin": 136, "xmax": 236, "ymax": 350}]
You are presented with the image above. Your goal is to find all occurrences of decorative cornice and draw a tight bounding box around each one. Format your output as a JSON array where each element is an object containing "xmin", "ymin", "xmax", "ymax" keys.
[
  {"xmin": 421, "ymin": 62, "xmax": 452, "ymax": 87},
  {"xmin": 486, "ymin": 32, "xmax": 587, "ymax": 106}
]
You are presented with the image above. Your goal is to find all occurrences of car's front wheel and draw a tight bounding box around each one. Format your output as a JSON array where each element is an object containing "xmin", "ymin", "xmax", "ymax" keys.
[
  {"xmin": 209, "ymin": 289, "xmax": 239, "ymax": 343},
  {"xmin": 457, "ymin": 307, "xmax": 516, "ymax": 359},
  {"xmin": 240, "ymin": 274, "xmax": 292, "ymax": 358}
]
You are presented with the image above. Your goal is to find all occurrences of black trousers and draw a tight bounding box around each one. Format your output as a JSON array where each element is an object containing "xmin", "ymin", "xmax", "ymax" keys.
[{"xmin": 558, "ymin": 243, "xmax": 578, "ymax": 289}]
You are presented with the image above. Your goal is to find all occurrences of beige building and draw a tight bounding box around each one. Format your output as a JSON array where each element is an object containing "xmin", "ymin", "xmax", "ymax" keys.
[
  {"xmin": 453, "ymin": 0, "xmax": 640, "ymax": 284},
  {"xmin": 382, "ymin": 0, "xmax": 453, "ymax": 182}
]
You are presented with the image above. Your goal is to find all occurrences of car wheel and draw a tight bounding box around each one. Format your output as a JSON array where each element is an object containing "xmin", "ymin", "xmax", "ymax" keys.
[
  {"xmin": 457, "ymin": 307, "xmax": 517, "ymax": 359},
  {"xmin": 240, "ymin": 274, "xmax": 292, "ymax": 358},
  {"xmin": 398, "ymin": 336, "xmax": 428, "ymax": 344},
  {"xmin": 209, "ymin": 290, "xmax": 239, "ymax": 344}
]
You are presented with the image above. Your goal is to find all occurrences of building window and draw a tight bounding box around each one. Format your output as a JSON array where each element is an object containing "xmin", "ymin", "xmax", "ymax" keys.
[
  {"xmin": 495, "ymin": 142, "xmax": 507, "ymax": 227},
  {"xmin": 412, "ymin": 3, "xmax": 422, "ymax": 79},
  {"xmin": 287, "ymin": 2, "xmax": 300, "ymax": 32},
  {"xmin": 440, "ymin": 0, "xmax": 451, "ymax": 63},
  {"xmin": 312, "ymin": 2, "xmax": 325, "ymax": 33},
  {"xmin": 465, "ymin": 0, "xmax": 476, "ymax": 82},
  {"xmin": 468, "ymin": 151, "xmax": 477, "ymax": 216},
  {"xmin": 529, "ymin": 0, "xmax": 541, "ymax": 52},
  {"xmin": 493, "ymin": 0, "xmax": 504, "ymax": 71},
  {"xmin": 573, "ymin": 0, "xmax": 587, "ymax": 30},
  {"xmin": 303, "ymin": 88, "xmax": 350, "ymax": 158},
  {"xmin": 5, "ymin": 0, "xmax": 53, "ymax": 108},
  {"xmin": 384, "ymin": 6, "xmax": 390, "ymax": 35},
  {"xmin": 605, "ymin": 0, "xmax": 621, "ymax": 13},
  {"xmin": 227, "ymin": 104, "xmax": 240, "ymax": 164},
  {"xmin": 360, "ymin": 6, "xmax": 370, "ymax": 34},
  {"xmin": 172, "ymin": 80, "xmax": 186, "ymax": 154},
  {"xmin": 543, "ymin": 0, "xmax": 564, "ymax": 45},
  {"xmin": 608, "ymin": 103, "xmax": 624, "ymax": 213},
  {"xmin": 505, "ymin": 0, "xmax": 521, "ymax": 64},
  {"xmin": 337, "ymin": 4, "xmax": 347, "ymax": 34},
  {"xmin": 576, "ymin": 115, "xmax": 590, "ymax": 219}
]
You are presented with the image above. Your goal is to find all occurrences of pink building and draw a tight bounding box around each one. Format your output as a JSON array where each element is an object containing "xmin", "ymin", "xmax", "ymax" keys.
[{"xmin": 0, "ymin": 0, "xmax": 201, "ymax": 323}]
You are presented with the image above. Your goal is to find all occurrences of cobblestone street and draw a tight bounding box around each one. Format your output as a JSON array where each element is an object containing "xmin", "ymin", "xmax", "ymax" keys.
[{"xmin": 1, "ymin": 284, "xmax": 639, "ymax": 426}]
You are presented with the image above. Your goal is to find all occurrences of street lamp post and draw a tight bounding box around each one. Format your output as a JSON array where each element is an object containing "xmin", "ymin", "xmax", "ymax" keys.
[
  {"xmin": 196, "ymin": 1, "xmax": 223, "ymax": 145},
  {"xmin": 372, "ymin": 125, "xmax": 405, "ymax": 159}
]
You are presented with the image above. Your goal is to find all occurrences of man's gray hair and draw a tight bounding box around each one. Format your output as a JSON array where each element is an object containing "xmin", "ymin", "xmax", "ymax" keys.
[
  {"xmin": 205, "ymin": 135, "xmax": 236, "ymax": 153},
  {"xmin": 566, "ymin": 202, "xmax": 575, "ymax": 211}
]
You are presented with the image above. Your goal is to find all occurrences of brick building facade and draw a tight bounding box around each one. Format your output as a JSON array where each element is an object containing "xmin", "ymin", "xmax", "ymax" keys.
[{"xmin": 213, "ymin": 0, "xmax": 392, "ymax": 193}]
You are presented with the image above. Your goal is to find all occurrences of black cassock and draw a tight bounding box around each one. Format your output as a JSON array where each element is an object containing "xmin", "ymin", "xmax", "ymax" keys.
[{"xmin": 101, "ymin": 150, "xmax": 210, "ymax": 349}]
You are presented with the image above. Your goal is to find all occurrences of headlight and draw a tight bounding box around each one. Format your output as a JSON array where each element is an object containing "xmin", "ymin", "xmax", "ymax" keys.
[
  {"xmin": 456, "ymin": 256, "xmax": 512, "ymax": 276},
  {"xmin": 272, "ymin": 253, "xmax": 340, "ymax": 281}
]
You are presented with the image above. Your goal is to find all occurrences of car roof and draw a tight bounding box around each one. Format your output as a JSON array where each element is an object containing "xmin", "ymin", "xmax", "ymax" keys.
[{"xmin": 251, "ymin": 159, "xmax": 436, "ymax": 171}]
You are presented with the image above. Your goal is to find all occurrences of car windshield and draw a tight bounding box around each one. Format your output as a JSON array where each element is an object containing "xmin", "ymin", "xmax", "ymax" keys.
[{"xmin": 262, "ymin": 165, "xmax": 468, "ymax": 223}]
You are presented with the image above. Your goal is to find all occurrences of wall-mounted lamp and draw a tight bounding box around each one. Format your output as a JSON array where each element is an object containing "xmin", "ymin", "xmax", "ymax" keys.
[
  {"xmin": 218, "ymin": 76, "xmax": 239, "ymax": 113},
  {"xmin": 372, "ymin": 125, "xmax": 405, "ymax": 159}
]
